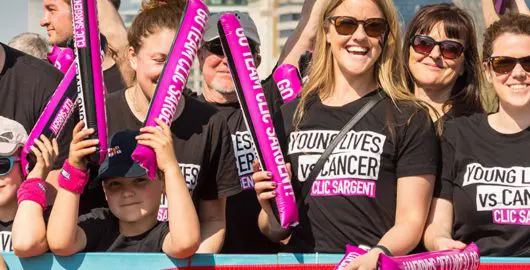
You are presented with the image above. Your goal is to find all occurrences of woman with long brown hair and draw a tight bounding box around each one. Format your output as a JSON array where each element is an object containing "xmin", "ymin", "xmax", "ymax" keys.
[{"xmin": 253, "ymin": 0, "xmax": 438, "ymax": 268}]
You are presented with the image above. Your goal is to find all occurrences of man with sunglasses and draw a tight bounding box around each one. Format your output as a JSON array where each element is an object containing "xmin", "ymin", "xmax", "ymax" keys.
[{"xmin": 196, "ymin": 11, "xmax": 281, "ymax": 254}]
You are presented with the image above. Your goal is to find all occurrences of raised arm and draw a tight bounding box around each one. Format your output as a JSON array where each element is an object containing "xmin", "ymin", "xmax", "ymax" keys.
[
  {"xmin": 12, "ymin": 136, "xmax": 58, "ymax": 257},
  {"xmin": 47, "ymin": 121, "xmax": 97, "ymax": 256},
  {"xmin": 136, "ymin": 118, "xmax": 200, "ymax": 258}
]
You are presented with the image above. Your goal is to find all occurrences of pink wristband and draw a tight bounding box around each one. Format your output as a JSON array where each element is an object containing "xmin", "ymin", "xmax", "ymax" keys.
[
  {"xmin": 58, "ymin": 160, "xmax": 89, "ymax": 194},
  {"xmin": 17, "ymin": 178, "xmax": 47, "ymax": 210}
]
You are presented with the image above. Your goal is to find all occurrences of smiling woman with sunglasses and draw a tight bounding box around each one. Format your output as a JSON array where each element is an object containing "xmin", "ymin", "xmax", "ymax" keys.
[
  {"xmin": 403, "ymin": 4, "xmax": 484, "ymax": 122},
  {"xmin": 424, "ymin": 14, "xmax": 530, "ymax": 257},
  {"xmin": 253, "ymin": 0, "xmax": 438, "ymax": 269}
]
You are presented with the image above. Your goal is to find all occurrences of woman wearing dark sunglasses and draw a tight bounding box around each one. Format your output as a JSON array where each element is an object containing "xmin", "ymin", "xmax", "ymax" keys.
[
  {"xmin": 424, "ymin": 14, "xmax": 530, "ymax": 256},
  {"xmin": 0, "ymin": 117, "xmax": 58, "ymax": 257},
  {"xmin": 403, "ymin": 4, "xmax": 484, "ymax": 122},
  {"xmin": 253, "ymin": 0, "xmax": 438, "ymax": 269}
]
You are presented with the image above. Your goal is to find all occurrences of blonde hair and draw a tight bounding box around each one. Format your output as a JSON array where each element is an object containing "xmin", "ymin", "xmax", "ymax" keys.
[{"xmin": 294, "ymin": 0, "xmax": 422, "ymax": 129}]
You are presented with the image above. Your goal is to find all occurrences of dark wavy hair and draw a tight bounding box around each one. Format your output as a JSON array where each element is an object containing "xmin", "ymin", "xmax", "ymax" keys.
[{"xmin": 403, "ymin": 3, "xmax": 484, "ymax": 118}]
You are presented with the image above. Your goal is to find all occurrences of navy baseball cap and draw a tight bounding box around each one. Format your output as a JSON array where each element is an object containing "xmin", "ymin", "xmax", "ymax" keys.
[{"xmin": 95, "ymin": 130, "xmax": 147, "ymax": 183}]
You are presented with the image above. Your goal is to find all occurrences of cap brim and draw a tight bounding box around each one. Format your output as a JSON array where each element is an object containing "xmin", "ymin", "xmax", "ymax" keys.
[
  {"xmin": 0, "ymin": 142, "xmax": 22, "ymax": 156},
  {"xmin": 89, "ymin": 163, "xmax": 147, "ymax": 189}
]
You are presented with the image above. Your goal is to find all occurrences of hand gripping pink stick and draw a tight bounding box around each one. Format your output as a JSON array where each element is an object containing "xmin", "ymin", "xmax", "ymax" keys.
[
  {"xmin": 272, "ymin": 64, "xmax": 302, "ymax": 103},
  {"xmin": 131, "ymin": 0, "xmax": 209, "ymax": 179},
  {"xmin": 378, "ymin": 243, "xmax": 480, "ymax": 270},
  {"xmin": 47, "ymin": 45, "xmax": 75, "ymax": 73},
  {"xmin": 218, "ymin": 13, "xmax": 299, "ymax": 228},
  {"xmin": 21, "ymin": 64, "xmax": 78, "ymax": 176},
  {"xmin": 335, "ymin": 245, "xmax": 368, "ymax": 270},
  {"xmin": 71, "ymin": 0, "xmax": 108, "ymax": 165}
]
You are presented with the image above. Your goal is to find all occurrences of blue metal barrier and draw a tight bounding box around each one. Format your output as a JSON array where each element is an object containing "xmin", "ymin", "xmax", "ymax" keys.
[{"xmin": 3, "ymin": 252, "xmax": 530, "ymax": 269}]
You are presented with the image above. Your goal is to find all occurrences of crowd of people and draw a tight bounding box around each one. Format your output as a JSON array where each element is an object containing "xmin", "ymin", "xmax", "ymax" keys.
[{"xmin": 0, "ymin": 0, "xmax": 529, "ymax": 269}]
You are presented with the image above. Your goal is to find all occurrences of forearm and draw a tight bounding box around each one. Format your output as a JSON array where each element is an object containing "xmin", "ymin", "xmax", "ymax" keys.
[
  {"xmin": 165, "ymin": 168, "xmax": 200, "ymax": 256},
  {"xmin": 97, "ymin": 0, "xmax": 127, "ymax": 53},
  {"xmin": 514, "ymin": 0, "xmax": 530, "ymax": 14},
  {"xmin": 196, "ymin": 220, "xmax": 225, "ymax": 253},
  {"xmin": 423, "ymin": 222, "xmax": 453, "ymax": 251},
  {"xmin": 376, "ymin": 220, "xmax": 426, "ymax": 256},
  {"xmin": 12, "ymin": 202, "xmax": 48, "ymax": 257},
  {"xmin": 258, "ymin": 205, "xmax": 291, "ymax": 242},
  {"xmin": 44, "ymin": 170, "xmax": 61, "ymax": 205},
  {"xmin": 482, "ymin": 0, "xmax": 500, "ymax": 27},
  {"xmin": 47, "ymin": 189, "xmax": 81, "ymax": 254}
]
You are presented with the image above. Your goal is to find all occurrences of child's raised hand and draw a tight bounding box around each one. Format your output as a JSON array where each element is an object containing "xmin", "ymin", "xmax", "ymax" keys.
[
  {"xmin": 27, "ymin": 135, "xmax": 59, "ymax": 180},
  {"xmin": 68, "ymin": 121, "xmax": 99, "ymax": 171},
  {"xmin": 136, "ymin": 118, "xmax": 178, "ymax": 173}
]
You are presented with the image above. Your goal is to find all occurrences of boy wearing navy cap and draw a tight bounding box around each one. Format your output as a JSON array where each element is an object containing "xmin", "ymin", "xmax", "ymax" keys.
[{"xmin": 47, "ymin": 119, "xmax": 199, "ymax": 257}]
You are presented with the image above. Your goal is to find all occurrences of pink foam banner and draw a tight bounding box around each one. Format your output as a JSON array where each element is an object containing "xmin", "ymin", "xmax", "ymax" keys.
[{"xmin": 273, "ymin": 64, "xmax": 302, "ymax": 103}]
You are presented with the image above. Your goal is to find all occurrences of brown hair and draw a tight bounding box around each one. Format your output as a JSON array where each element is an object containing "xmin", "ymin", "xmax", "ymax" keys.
[
  {"xmin": 128, "ymin": 0, "xmax": 185, "ymax": 53},
  {"xmin": 403, "ymin": 3, "xmax": 484, "ymax": 118},
  {"xmin": 483, "ymin": 13, "xmax": 530, "ymax": 59}
]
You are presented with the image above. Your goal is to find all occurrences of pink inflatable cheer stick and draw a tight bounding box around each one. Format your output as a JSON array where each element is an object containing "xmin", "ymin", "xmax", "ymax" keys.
[
  {"xmin": 218, "ymin": 13, "xmax": 299, "ymax": 228},
  {"xmin": 335, "ymin": 245, "xmax": 368, "ymax": 270},
  {"xmin": 378, "ymin": 243, "xmax": 480, "ymax": 270},
  {"xmin": 273, "ymin": 64, "xmax": 302, "ymax": 103},
  {"xmin": 495, "ymin": 0, "xmax": 508, "ymax": 15},
  {"xmin": 71, "ymin": 0, "xmax": 108, "ymax": 165},
  {"xmin": 21, "ymin": 64, "xmax": 78, "ymax": 176},
  {"xmin": 131, "ymin": 0, "xmax": 209, "ymax": 179},
  {"xmin": 47, "ymin": 45, "xmax": 75, "ymax": 73}
]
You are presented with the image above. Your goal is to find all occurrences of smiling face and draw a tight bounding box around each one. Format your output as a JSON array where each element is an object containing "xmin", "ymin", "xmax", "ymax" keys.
[
  {"xmin": 485, "ymin": 33, "xmax": 530, "ymax": 109},
  {"xmin": 40, "ymin": 0, "xmax": 73, "ymax": 46},
  {"xmin": 408, "ymin": 22, "xmax": 465, "ymax": 92},
  {"xmin": 325, "ymin": 0, "xmax": 385, "ymax": 79},
  {"xmin": 129, "ymin": 28, "xmax": 176, "ymax": 100},
  {"xmin": 103, "ymin": 176, "xmax": 163, "ymax": 223}
]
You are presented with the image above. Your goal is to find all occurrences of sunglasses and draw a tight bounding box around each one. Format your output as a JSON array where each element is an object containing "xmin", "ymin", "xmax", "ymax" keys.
[
  {"xmin": 488, "ymin": 56, "xmax": 530, "ymax": 74},
  {"xmin": 204, "ymin": 40, "xmax": 259, "ymax": 57},
  {"xmin": 410, "ymin": 35, "xmax": 465, "ymax": 60},
  {"xmin": 328, "ymin": 16, "xmax": 388, "ymax": 38},
  {"xmin": 0, "ymin": 156, "xmax": 20, "ymax": 176}
]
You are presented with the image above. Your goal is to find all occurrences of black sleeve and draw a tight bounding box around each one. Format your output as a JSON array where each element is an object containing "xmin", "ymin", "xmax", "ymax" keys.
[
  {"xmin": 434, "ymin": 125, "xmax": 457, "ymax": 200},
  {"xmin": 200, "ymin": 114, "xmax": 241, "ymax": 200},
  {"xmin": 395, "ymin": 108, "xmax": 439, "ymax": 178},
  {"xmin": 78, "ymin": 208, "xmax": 112, "ymax": 251}
]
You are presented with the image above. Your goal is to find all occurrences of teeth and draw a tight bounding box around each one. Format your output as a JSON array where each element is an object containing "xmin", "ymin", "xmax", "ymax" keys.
[
  {"xmin": 510, "ymin": 84, "xmax": 529, "ymax": 90},
  {"xmin": 347, "ymin": 46, "xmax": 368, "ymax": 53}
]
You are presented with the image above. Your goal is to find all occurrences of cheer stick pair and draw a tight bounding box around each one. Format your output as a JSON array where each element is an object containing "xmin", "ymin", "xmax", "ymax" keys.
[
  {"xmin": 131, "ymin": 0, "xmax": 209, "ymax": 179},
  {"xmin": 217, "ymin": 14, "xmax": 299, "ymax": 228},
  {"xmin": 335, "ymin": 243, "xmax": 480, "ymax": 270},
  {"xmin": 48, "ymin": 45, "xmax": 75, "ymax": 74}
]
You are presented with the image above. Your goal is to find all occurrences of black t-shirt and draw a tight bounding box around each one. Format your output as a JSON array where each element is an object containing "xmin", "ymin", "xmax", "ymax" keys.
[
  {"xmin": 105, "ymin": 90, "xmax": 240, "ymax": 217},
  {"xmin": 103, "ymin": 64, "xmax": 125, "ymax": 94},
  {"xmin": 197, "ymin": 96, "xmax": 280, "ymax": 254},
  {"xmin": 435, "ymin": 113, "xmax": 530, "ymax": 257},
  {"xmin": 0, "ymin": 43, "xmax": 73, "ymax": 169},
  {"xmin": 278, "ymin": 90, "xmax": 438, "ymax": 253},
  {"xmin": 0, "ymin": 220, "xmax": 13, "ymax": 252},
  {"xmin": 78, "ymin": 208, "xmax": 169, "ymax": 252}
]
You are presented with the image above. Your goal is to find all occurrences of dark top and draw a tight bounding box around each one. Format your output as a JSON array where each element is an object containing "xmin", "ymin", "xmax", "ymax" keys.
[
  {"xmin": 103, "ymin": 63, "xmax": 125, "ymax": 94},
  {"xmin": 0, "ymin": 220, "xmax": 13, "ymax": 252},
  {"xmin": 0, "ymin": 43, "xmax": 74, "ymax": 168},
  {"xmin": 435, "ymin": 113, "xmax": 530, "ymax": 256},
  {"xmin": 78, "ymin": 208, "xmax": 169, "ymax": 252},
  {"xmin": 105, "ymin": 90, "xmax": 240, "ymax": 211},
  {"xmin": 278, "ymin": 89, "xmax": 438, "ymax": 253},
  {"xmin": 196, "ymin": 96, "xmax": 280, "ymax": 254}
]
